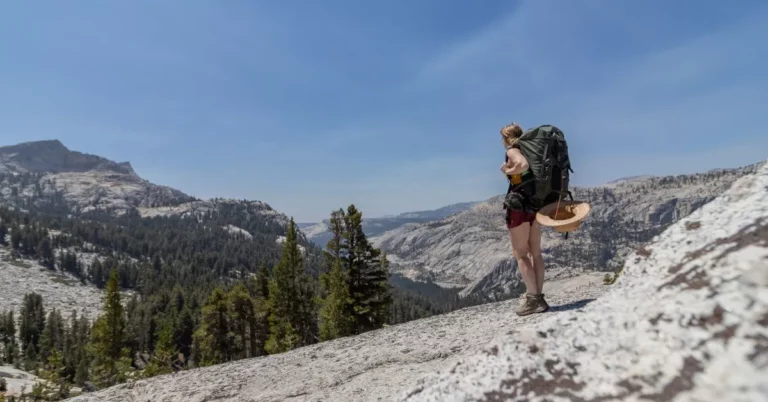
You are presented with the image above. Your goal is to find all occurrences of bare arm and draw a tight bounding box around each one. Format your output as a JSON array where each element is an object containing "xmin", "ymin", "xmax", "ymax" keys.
[{"xmin": 501, "ymin": 148, "xmax": 529, "ymax": 175}]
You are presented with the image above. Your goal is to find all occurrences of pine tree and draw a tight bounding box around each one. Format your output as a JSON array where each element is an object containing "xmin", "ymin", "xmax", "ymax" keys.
[
  {"xmin": 37, "ymin": 237, "xmax": 54, "ymax": 269},
  {"xmin": 60, "ymin": 311, "xmax": 76, "ymax": 384},
  {"xmin": 90, "ymin": 259, "xmax": 106, "ymax": 288},
  {"xmin": 31, "ymin": 348, "xmax": 70, "ymax": 401},
  {"xmin": 174, "ymin": 307, "xmax": 195, "ymax": 360},
  {"xmin": 39, "ymin": 308, "xmax": 65, "ymax": 362},
  {"xmin": 372, "ymin": 252, "xmax": 394, "ymax": 326},
  {"xmin": 254, "ymin": 263, "xmax": 270, "ymax": 301},
  {"xmin": 88, "ymin": 269, "xmax": 131, "ymax": 387},
  {"xmin": 192, "ymin": 288, "xmax": 231, "ymax": 366},
  {"xmin": 19, "ymin": 293, "xmax": 45, "ymax": 355},
  {"xmin": 264, "ymin": 219, "xmax": 305, "ymax": 354},
  {"xmin": 143, "ymin": 320, "xmax": 178, "ymax": 377},
  {"xmin": 318, "ymin": 209, "xmax": 354, "ymax": 341},
  {"xmin": 74, "ymin": 314, "xmax": 91, "ymax": 385},
  {"xmin": 74, "ymin": 357, "xmax": 89, "ymax": 387},
  {"xmin": 1, "ymin": 312, "xmax": 19, "ymax": 366},
  {"xmin": 295, "ymin": 269, "xmax": 317, "ymax": 347},
  {"xmin": 226, "ymin": 283, "xmax": 255, "ymax": 359},
  {"xmin": 24, "ymin": 343, "xmax": 38, "ymax": 371},
  {"xmin": 10, "ymin": 224, "xmax": 21, "ymax": 250},
  {"xmin": 319, "ymin": 259, "xmax": 353, "ymax": 341},
  {"xmin": 341, "ymin": 205, "xmax": 392, "ymax": 335},
  {"xmin": 249, "ymin": 264, "xmax": 270, "ymax": 357},
  {"xmin": 0, "ymin": 310, "xmax": 16, "ymax": 365}
]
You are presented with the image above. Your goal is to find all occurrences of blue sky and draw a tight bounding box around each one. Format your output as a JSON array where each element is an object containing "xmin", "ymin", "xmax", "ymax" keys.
[{"xmin": 1, "ymin": 0, "xmax": 767, "ymax": 222}]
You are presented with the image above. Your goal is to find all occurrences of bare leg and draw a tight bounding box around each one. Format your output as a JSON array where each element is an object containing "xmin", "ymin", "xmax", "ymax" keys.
[
  {"xmin": 508, "ymin": 223, "xmax": 537, "ymax": 295},
  {"xmin": 528, "ymin": 221, "xmax": 545, "ymax": 294}
]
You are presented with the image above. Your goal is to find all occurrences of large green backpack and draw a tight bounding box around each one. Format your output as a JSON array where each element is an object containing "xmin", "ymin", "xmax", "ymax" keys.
[{"xmin": 510, "ymin": 125, "xmax": 573, "ymax": 210}]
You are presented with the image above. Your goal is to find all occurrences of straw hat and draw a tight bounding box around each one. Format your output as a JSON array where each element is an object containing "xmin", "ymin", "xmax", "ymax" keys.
[{"xmin": 536, "ymin": 200, "xmax": 591, "ymax": 233}]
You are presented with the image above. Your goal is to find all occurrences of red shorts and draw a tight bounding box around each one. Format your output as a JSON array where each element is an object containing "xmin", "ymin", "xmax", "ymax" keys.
[{"xmin": 506, "ymin": 209, "xmax": 536, "ymax": 229}]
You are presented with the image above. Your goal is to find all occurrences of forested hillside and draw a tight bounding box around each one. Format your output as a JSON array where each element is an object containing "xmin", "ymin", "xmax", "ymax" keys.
[
  {"xmin": 0, "ymin": 142, "xmax": 478, "ymax": 400},
  {"xmin": 0, "ymin": 166, "xmax": 481, "ymax": 400}
]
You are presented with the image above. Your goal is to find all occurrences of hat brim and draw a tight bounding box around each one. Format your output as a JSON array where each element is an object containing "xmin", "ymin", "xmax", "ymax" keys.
[{"xmin": 536, "ymin": 201, "xmax": 591, "ymax": 228}]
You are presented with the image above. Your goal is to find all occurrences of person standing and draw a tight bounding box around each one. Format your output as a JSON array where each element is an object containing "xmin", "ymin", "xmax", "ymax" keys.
[{"xmin": 499, "ymin": 122, "xmax": 549, "ymax": 316}]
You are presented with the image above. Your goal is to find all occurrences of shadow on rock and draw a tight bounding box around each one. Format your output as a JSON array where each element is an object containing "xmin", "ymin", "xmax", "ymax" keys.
[{"xmin": 549, "ymin": 298, "xmax": 595, "ymax": 312}]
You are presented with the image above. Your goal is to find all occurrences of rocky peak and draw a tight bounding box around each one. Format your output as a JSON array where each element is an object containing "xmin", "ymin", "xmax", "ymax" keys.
[
  {"xmin": 0, "ymin": 139, "xmax": 136, "ymax": 175},
  {"xmin": 1, "ymin": 139, "xmax": 67, "ymax": 153},
  {"xmin": 0, "ymin": 139, "xmax": 200, "ymax": 213}
]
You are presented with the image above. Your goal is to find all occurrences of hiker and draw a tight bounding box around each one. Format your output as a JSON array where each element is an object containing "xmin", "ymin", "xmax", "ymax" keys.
[{"xmin": 499, "ymin": 122, "xmax": 549, "ymax": 316}]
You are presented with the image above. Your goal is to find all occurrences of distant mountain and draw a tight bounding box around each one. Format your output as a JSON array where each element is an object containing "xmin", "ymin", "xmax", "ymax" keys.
[
  {"xmin": 385, "ymin": 202, "xmax": 478, "ymax": 220},
  {"xmin": 301, "ymin": 201, "xmax": 479, "ymax": 247},
  {"xmin": 0, "ymin": 140, "xmax": 195, "ymax": 213},
  {"xmin": 602, "ymin": 174, "xmax": 653, "ymax": 186},
  {"xmin": 0, "ymin": 139, "xmax": 136, "ymax": 175}
]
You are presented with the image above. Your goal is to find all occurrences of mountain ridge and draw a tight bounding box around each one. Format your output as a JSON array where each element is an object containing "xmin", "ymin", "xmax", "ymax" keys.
[
  {"xmin": 0, "ymin": 139, "xmax": 137, "ymax": 176},
  {"xmin": 300, "ymin": 201, "xmax": 480, "ymax": 247}
]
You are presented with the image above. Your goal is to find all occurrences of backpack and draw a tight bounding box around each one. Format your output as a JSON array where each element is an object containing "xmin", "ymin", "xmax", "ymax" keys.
[{"xmin": 504, "ymin": 125, "xmax": 573, "ymax": 211}]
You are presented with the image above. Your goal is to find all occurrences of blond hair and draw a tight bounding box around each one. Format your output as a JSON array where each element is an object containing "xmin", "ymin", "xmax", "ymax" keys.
[{"xmin": 500, "ymin": 123, "xmax": 523, "ymax": 148}]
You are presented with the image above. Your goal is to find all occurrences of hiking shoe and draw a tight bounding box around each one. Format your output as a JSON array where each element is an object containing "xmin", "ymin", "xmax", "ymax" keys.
[
  {"xmin": 515, "ymin": 293, "xmax": 543, "ymax": 316},
  {"xmin": 535, "ymin": 293, "xmax": 550, "ymax": 312}
]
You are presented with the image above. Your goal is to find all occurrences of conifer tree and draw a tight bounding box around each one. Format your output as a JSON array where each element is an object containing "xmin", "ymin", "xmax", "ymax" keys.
[
  {"xmin": 10, "ymin": 224, "xmax": 21, "ymax": 250},
  {"xmin": 31, "ymin": 348, "xmax": 70, "ymax": 401},
  {"xmin": 88, "ymin": 269, "xmax": 131, "ymax": 387},
  {"xmin": 61, "ymin": 311, "xmax": 77, "ymax": 384},
  {"xmin": 319, "ymin": 259, "xmax": 353, "ymax": 341},
  {"xmin": 254, "ymin": 263, "xmax": 270, "ymax": 301},
  {"xmin": 3, "ymin": 338, "xmax": 19, "ymax": 368},
  {"xmin": 296, "ymin": 271, "xmax": 318, "ymax": 347},
  {"xmin": 174, "ymin": 307, "xmax": 195, "ymax": 360},
  {"xmin": 372, "ymin": 252, "xmax": 394, "ymax": 326},
  {"xmin": 74, "ymin": 357, "xmax": 89, "ymax": 387},
  {"xmin": 37, "ymin": 237, "xmax": 54, "ymax": 269},
  {"xmin": 72, "ymin": 314, "xmax": 91, "ymax": 386},
  {"xmin": 250, "ymin": 264, "xmax": 271, "ymax": 357},
  {"xmin": 0, "ymin": 310, "xmax": 17, "ymax": 365},
  {"xmin": 226, "ymin": 283, "xmax": 255, "ymax": 359},
  {"xmin": 265, "ymin": 219, "xmax": 304, "ymax": 354},
  {"xmin": 318, "ymin": 209, "xmax": 354, "ymax": 341},
  {"xmin": 19, "ymin": 293, "xmax": 45, "ymax": 355},
  {"xmin": 39, "ymin": 308, "xmax": 64, "ymax": 362},
  {"xmin": 89, "ymin": 259, "xmax": 107, "ymax": 288},
  {"xmin": 143, "ymin": 321, "xmax": 178, "ymax": 377},
  {"xmin": 192, "ymin": 288, "xmax": 231, "ymax": 366},
  {"xmin": 341, "ymin": 205, "xmax": 392, "ymax": 335},
  {"xmin": 24, "ymin": 343, "xmax": 38, "ymax": 371}
]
